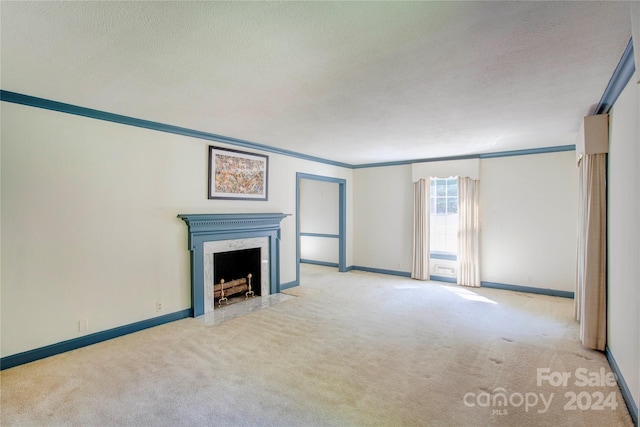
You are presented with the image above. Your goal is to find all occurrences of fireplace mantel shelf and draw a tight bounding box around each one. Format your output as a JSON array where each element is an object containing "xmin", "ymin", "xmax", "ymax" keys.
[
  {"xmin": 178, "ymin": 212, "xmax": 290, "ymax": 226},
  {"xmin": 178, "ymin": 213, "xmax": 290, "ymax": 243}
]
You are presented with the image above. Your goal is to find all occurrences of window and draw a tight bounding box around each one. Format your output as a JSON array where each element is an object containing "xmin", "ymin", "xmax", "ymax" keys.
[{"xmin": 430, "ymin": 177, "xmax": 458, "ymax": 254}]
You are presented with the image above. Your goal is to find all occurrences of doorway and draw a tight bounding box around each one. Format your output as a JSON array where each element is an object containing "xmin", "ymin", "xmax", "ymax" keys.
[{"xmin": 296, "ymin": 173, "xmax": 346, "ymax": 284}]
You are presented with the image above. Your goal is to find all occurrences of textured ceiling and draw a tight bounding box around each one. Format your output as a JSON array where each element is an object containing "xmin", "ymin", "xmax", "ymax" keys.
[{"xmin": 0, "ymin": 1, "xmax": 633, "ymax": 165}]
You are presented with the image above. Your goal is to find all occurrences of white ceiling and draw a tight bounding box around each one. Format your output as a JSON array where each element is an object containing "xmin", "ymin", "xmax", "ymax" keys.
[{"xmin": 1, "ymin": 1, "xmax": 633, "ymax": 165}]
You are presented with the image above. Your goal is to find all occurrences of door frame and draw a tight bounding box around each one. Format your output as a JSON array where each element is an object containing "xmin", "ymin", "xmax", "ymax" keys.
[{"xmin": 296, "ymin": 173, "xmax": 347, "ymax": 282}]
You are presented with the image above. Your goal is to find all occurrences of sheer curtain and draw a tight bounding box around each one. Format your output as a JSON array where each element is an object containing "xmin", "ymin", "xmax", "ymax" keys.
[
  {"xmin": 412, "ymin": 179, "xmax": 429, "ymax": 280},
  {"xmin": 575, "ymin": 154, "xmax": 607, "ymax": 350},
  {"xmin": 457, "ymin": 177, "xmax": 480, "ymax": 287}
]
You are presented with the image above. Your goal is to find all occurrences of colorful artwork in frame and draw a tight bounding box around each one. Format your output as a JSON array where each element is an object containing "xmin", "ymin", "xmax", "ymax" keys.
[{"xmin": 208, "ymin": 146, "xmax": 268, "ymax": 200}]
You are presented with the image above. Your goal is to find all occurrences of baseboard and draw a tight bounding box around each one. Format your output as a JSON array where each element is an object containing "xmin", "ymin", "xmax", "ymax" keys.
[
  {"xmin": 430, "ymin": 275, "xmax": 457, "ymax": 283},
  {"xmin": 348, "ymin": 265, "xmax": 412, "ymax": 277},
  {"xmin": 0, "ymin": 309, "xmax": 192, "ymax": 371},
  {"xmin": 280, "ymin": 280, "xmax": 299, "ymax": 290},
  {"xmin": 429, "ymin": 252, "xmax": 457, "ymax": 261},
  {"xmin": 605, "ymin": 346, "xmax": 639, "ymax": 426},
  {"xmin": 300, "ymin": 259, "xmax": 339, "ymax": 268},
  {"xmin": 481, "ymin": 281, "xmax": 574, "ymax": 298},
  {"xmin": 314, "ymin": 266, "xmax": 573, "ymax": 299},
  {"xmin": 341, "ymin": 270, "xmax": 573, "ymax": 300},
  {"xmin": 337, "ymin": 268, "xmax": 576, "ymax": 301}
]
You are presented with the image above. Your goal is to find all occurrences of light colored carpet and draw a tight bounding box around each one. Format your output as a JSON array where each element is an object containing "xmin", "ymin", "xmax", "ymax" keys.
[{"xmin": 1, "ymin": 264, "xmax": 634, "ymax": 426}]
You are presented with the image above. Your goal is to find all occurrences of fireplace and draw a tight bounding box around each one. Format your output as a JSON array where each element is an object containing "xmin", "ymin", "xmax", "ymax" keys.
[
  {"xmin": 214, "ymin": 248, "xmax": 262, "ymax": 302},
  {"xmin": 203, "ymin": 237, "xmax": 269, "ymax": 312},
  {"xmin": 178, "ymin": 213, "xmax": 289, "ymax": 317}
]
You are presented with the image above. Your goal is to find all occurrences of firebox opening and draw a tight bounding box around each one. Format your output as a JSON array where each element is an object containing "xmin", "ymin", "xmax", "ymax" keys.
[{"xmin": 213, "ymin": 248, "xmax": 262, "ymax": 306}]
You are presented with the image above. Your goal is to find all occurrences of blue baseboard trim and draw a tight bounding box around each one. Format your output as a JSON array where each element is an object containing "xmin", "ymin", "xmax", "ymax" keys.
[
  {"xmin": 605, "ymin": 346, "xmax": 638, "ymax": 426},
  {"xmin": 349, "ymin": 265, "xmax": 412, "ymax": 277},
  {"xmin": 0, "ymin": 309, "xmax": 192, "ymax": 371},
  {"xmin": 430, "ymin": 275, "xmax": 457, "ymax": 283},
  {"xmin": 280, "ymin": 280, "xmax": 300, "ymax": 290},
  {"xmin": 300, "ymin": 232, "xmax": 340, "ymax": 239},
  {"xmin": 300, "ymin": 259, "xmax": 339, "ymax": 268},
  {"xmin": 430, "ymin": 252, "xmax": 457, "ymax": 261},
  {"xmin": 481, "ymin": 281, "xmax": 574, "ymax": 298}
]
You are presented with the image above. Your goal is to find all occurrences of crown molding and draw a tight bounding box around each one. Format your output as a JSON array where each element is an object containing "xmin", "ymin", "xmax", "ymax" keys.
[
  {"xmin": 594, "ymin": 38, "xmax": 636, "ymax": 115},
  {"xmin": 0, "ymin": 89, "xmax": 604, "ymax": 169},
  {"xmin": 0, "ymin": 90, "xmax": 353, "ymax": 169}
]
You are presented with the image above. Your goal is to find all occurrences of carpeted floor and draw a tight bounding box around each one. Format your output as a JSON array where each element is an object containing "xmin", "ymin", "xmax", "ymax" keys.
[{"xmin": 0, "ymin": 264, "xmax": 634, "ymax": 426}]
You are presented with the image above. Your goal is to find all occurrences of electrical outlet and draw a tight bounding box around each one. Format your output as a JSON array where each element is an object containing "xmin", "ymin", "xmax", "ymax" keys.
[
  {"xmin": 78, "ymin": 320, "xmax": 88, "ymax": 332},
  {"xmin": 156, "ymin": 302, "xmax": 163, "ymax": 312}
]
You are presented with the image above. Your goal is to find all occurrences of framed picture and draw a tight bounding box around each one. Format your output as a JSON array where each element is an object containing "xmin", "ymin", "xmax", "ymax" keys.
[{"xmin": 208, "ymin": 146, "xmax": 269, "ymax": 200}]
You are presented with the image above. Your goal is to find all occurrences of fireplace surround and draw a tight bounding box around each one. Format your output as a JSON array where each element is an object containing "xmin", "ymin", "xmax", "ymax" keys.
[{"xmin": 178, "ymin": 213, "xmax": 289, "ymax": 316}]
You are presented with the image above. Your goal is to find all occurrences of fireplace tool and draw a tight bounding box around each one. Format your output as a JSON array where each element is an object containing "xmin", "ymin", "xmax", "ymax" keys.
[
  {"xmin": 218, "ymin": 278, "xmax": 228, "ymax": 306},
  {"xmin": 245, "ymin": 273, "xmax": 255, "ymax": 299}
]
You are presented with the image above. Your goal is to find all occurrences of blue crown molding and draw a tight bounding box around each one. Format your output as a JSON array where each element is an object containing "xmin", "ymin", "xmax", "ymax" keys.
[
  {"xmin": 0, "ymin": 90, "xmax": 353, "ymax": 169},
  {"xmin": 0, "ymin": 309, "xmax": 191, "ymax": 371},
  {"xmin": 479, "ymin": 145, "xmax": 575, "ymax": 159},
  {"xmin": 605, "ymin": 346, "xmax": 638, "ymax": 426},
  {"xmin": 353, "ymin": 146, "xmax": 576, "ymax": 168},
  {"xmin": 2, "ymin": 90, "xmax": 578, "ymax": 170},
  {"xmin": 353, "ymin": 154, "xmax": 481, "ymax": 169},
  {"xmin": 594, "ymin": 38, "xmax": 636, "ymax": 115}
]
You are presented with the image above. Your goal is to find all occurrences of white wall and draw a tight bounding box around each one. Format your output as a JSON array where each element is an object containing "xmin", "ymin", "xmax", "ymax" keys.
[
  {"xmin": 480, "ymin": 152, "xmax": 578, "ymax": 291},
  {"xmin": 353, "ymin": 152, "xmax": 578, "ymax": 291},
  {"xmin": 412, "ymin": 158, "xmax": 480, "ymax": 181},
  {"xmin": 300, "ymin": 236, "xmax": 339, "ymax": 264},
  {"xmin": 353, "ymin": 165, "xmax": 414, "ymax": 273},
  {"xmin": 299, "ymin": 179, "xmax": 339, "ymax": 264},
  {"xmin": 0, "ymin": 102, "xmax": 353, "ymax": 357},
  {"xmin": 607, "ymin": 72, "xmax": 639, "ymax": 408}
]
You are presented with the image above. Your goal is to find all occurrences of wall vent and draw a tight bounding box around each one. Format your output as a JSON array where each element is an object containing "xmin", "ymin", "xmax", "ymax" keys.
[{"xmin": 434, "ymin": 264, "xmax": 456, "ymax": 277}]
